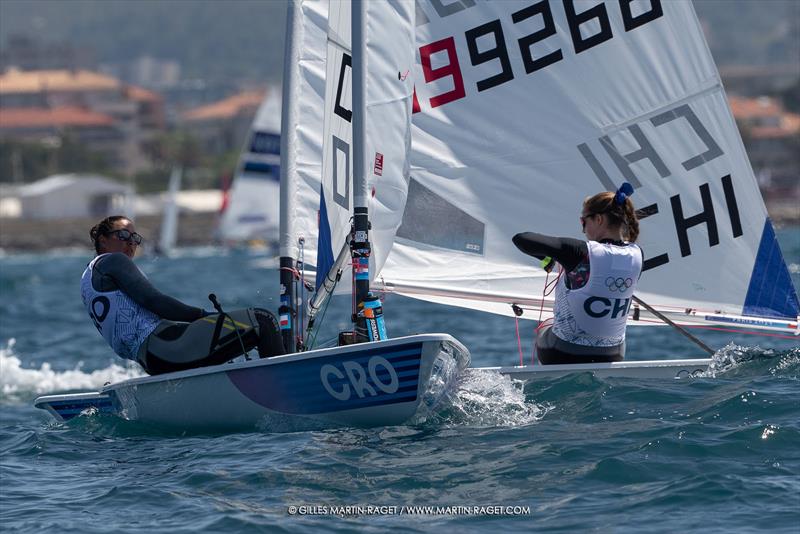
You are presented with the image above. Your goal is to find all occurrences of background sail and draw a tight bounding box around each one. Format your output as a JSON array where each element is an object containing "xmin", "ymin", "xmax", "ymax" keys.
[
  {"xmin": 377, "ymin": 0, "xmax": 798, "ymax": 323},
  {"xmin": 157, "ymin": 166, "xmax": 182, "ymax": 254},
  {"xmin": 219, "ymin": 89, "xmax": 282, "ymax": 243}
]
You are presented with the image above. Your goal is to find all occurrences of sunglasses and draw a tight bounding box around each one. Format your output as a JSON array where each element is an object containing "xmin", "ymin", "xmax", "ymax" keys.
[
  {"xmin": 108, "ymin": 229, "xmax": 143, "ymax": 245},
  {"xmin": 580, "ymin": 213, "xmax": 597, "ymax": 230}
]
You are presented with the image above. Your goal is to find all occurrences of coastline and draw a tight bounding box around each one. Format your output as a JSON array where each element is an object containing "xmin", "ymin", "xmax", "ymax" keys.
[
  {"xmin": 0, "ymin": 213, "xmax": 220, "ymax": 253},
  {"xmin": 0, "ymin": 203, "xmax": 797, "ymax": 253}
]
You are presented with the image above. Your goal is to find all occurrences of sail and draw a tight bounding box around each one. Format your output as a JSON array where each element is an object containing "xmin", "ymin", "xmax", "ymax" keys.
[
  {"xmin": 371, "ymin": 0, "xmax": 798, "ymax": 327},
  {"xmin": 316, "ymin": 0, "xmax": 354, "ymax": 287},
  {"xmin": 158, "ymin": 166, "xmax": 182, "ymax": 254},
  {"xmin": 359, "ymin": 0, "xmax": 415, "ymax": 284},
  {"xmin": 300, "ymin": 0, "xmax": 414, "ymax": 292},
  {"xmin": 280, "ymin": 0, "xmax": 329, "ymax": 267},
  {"xmin": 218, "ymin": 89, "xmax": 282, "ymax": 243}
]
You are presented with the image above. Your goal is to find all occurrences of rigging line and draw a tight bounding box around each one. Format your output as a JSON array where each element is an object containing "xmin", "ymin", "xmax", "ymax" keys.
[
  {"xmin": 514, "ymin": 316, "xmax": 523, "ymax": 367},
  {"xmin": 308, "ymin": 285, "xmax": 336, "ymax": 349},
  {"xmin": 632, "ymin": 295, "xmax": 715, "ymax": 355},
  {"xmin": 299, "ymin": 239, "xmax": 306, "ymax": 345},
  {"xmin": 533, "ymin": 266, "xmax": 562, "ymax": 365},
  {"xmin": 279, "ymin": 266, "xmax": 300, "ymax": 278}
]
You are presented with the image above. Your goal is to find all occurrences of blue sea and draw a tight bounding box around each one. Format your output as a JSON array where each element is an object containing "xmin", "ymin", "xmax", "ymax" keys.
[{"xmin": 1, "ymin": 228, "xmax": 798, "ymax": 533}]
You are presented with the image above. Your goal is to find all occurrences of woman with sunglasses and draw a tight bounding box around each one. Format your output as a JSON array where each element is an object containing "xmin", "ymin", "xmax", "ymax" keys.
[
  {"xmin": 81, "ymin": 215, "xmax": 285, "ymax": 375},
  {"xmin": 512, "ymin": 183, "xmax": 642, "ymax": 364}
]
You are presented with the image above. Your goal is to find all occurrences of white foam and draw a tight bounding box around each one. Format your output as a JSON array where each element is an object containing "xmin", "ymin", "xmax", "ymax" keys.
[
  {"xmin": 0, "ymin": 339, "xmax": 144, "ymax": 403},
  {"xmin": 444, "ymin": 368, "xmax": 551, "ymax": 427}
]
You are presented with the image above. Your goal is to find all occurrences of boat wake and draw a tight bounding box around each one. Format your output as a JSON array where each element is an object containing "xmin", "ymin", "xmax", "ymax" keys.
[
  {"xmin": 0, "ymin": 339, "xmax": 144, "ymax": 404},
  {"xmin": 705, "ymin": 343, "xmax": 800, "ymax": 379},
  {"xmin": 422, "ymin": 367, "xmax": 551, "ymax": 428}
]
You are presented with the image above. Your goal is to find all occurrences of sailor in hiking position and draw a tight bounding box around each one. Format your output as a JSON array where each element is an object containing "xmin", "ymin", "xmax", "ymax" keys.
[
  {"xmin": 81, "ymin": 216, "xmax": 285, "ymax": 375},
  {"xmin": 513, "ymin": 184, "xmax": 642, "ymax": 365}
]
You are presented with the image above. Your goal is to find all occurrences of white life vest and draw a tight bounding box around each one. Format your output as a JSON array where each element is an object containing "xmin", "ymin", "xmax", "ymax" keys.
[
  {"xmin": 551, "ymin": 241, "xmax": 642, "ymax": 347},
  {"xmin": 80, "ymin": 254, "xmax": 161, "ymax": 360}
]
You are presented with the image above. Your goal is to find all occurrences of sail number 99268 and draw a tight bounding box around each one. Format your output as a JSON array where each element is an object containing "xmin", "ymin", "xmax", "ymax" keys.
[{"xmin": 413, "ymin": 0, "xmax": 664, "ymax": 112}]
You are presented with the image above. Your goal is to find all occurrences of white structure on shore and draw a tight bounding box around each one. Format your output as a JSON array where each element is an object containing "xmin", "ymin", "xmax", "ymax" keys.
[
  {"xmin": 0, "ymin": 174, "xmax": 223, "ymax": 220},
  {"xmin": 7, "ymin": 174, "xmax": 134, "ymax": 220}
]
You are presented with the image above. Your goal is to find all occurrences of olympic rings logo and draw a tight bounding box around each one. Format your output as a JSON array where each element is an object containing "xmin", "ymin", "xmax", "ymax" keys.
[{"xmin": 605, "ymin": 277, "xmax": 633, "ymax": 292}]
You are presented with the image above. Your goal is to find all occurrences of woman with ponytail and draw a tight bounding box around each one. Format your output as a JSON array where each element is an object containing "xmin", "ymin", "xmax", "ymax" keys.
[
  {"xmin": 82, "ymin": 215, "xmax": 285, "ymax": 375},
  {"xmin": 513, "ymin": 183, "xmax": 642, "ymax": 364}
]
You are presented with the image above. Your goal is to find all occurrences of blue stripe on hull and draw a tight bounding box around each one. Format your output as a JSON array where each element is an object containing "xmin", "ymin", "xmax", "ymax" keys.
[
  {"xmin": 744, "ymin": 218, "xmax": 800, "ymax": 318},
  {"xmin": 226, "ymin": 343, "xmax": 424, "ymax": 415},
  {"xmin": 47, "ymin": 399, "xmax": 114, "ymax": 420}
]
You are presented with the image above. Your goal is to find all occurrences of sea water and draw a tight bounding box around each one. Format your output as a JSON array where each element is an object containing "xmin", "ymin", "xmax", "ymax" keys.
[{"xmin": 1, "ymin": 229, "xmax": 798, "ymax": 533}]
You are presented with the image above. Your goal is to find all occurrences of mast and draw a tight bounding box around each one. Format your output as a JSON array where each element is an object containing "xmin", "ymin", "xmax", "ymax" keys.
[
  {"xmin": 351, "ymin": 0, "xmax": 371, "ymax": 337},
  {"xmin": 278, "ymin": 0, "xmax": 302, "ymax": 353}
]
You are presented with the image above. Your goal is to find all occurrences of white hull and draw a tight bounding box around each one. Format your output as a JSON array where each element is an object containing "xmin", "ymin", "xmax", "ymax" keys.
[
  {"xmin": 475, "ymin": 358, "xmax": 711, "ymax": 381},
  {"xmin": 35, "ymin": 334, "xmax": 469, "ymax": 432}
]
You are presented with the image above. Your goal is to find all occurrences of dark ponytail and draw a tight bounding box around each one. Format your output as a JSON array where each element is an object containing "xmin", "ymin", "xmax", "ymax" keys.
[
  {"xmin": 89, "ymin": 215, "xmax": 128, "ymax": 254},
  {"xmin": 621, "ymin": 197, "xmax": 639, "ymax": 243}
]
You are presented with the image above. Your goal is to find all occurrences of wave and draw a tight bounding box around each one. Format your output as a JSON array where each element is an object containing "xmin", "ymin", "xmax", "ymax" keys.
[
  {"xmin": 705, "ymin": 343, "xmax": 800, "ymax": 379},
  {"xmin": 0, "ymin": 339, "xmax": 144, "ymax": 404}
]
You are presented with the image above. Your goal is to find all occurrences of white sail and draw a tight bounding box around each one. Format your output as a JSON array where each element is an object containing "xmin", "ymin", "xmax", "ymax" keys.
[
  {"xmin": 360, "ymin": 0, "xmax": 415, "ymax": 282},
  {"xmin": 315, "ymin": 0, "xmax": 355, "ymax": 282},
  {"xmin": 158, "ymin": 166, "xmax": 182, "ymax": 254},
  {"xmin": 284, "ymin": 0, "xmax": 798, "ymax": 334},
  {"xmin": 374, "ymin": 0, "xmax": 798, "ymax": 329},
  {"xmin": 307, "ymin": 0, "xmax": 414, "ymax": 292},
  {"xmin": 218, "ymin": 89, "xmax": 282, "ymax": 244}
]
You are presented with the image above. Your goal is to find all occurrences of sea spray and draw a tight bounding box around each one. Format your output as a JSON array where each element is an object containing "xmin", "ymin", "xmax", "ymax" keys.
[
  {"xmin": 0, "ymin": 339, "xmax": 143, "ymax": 403},
  {"xmin": 704, "ymin": 343, "xmax": 798, "ymax": 378},
  {"xmin": 426, "ymin": 368, "xmax": 551, "ymax": 428}
]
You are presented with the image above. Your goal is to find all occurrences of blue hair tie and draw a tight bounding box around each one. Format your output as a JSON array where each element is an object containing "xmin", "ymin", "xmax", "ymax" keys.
[{"xmin": 614, "ymin": 182, "xmax": 634, "ymax": 205}]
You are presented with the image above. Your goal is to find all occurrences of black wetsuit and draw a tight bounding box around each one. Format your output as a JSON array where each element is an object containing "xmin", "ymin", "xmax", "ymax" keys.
[
  {"xmin": 90, "ymin": 253, "xmax": 285, "ymax": 375},
  {"xmin": 513, "ymin": 233, "xmax": 592, "ymax": 289},
  {"xmin": 91, "ymin": 253, "xmax": 205, "ymax": 322}
]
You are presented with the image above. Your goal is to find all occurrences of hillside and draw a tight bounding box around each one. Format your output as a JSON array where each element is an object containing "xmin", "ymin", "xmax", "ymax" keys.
[{"xmin": 1, "ymin": 0, "xmax": 797, "ymax": 86}]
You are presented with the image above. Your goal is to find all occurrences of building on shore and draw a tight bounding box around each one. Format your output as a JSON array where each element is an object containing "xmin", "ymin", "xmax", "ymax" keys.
[
  {"xmin": 0, "ymin": 68, "xmax": 165, "ymax": 175},
  {"xmin": 180, "ymin": 89, "xmax": 266, "ymax": 155},
  {"xmin": 729, "ymin": 95, "xmax": 800, "ymax": 205}
]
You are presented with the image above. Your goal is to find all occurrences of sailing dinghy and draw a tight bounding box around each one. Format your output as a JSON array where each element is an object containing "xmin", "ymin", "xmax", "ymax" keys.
[
  {"xmin": 369, "ymin": 0, "xmax": 798, "ymax": 380},
  {"xmin": 283, "ymin": 0, "xmax": 797, "ymax": 379},
  {"xmin": 35, "ymin": 0, "xmax": 470, "ymax": 430}
]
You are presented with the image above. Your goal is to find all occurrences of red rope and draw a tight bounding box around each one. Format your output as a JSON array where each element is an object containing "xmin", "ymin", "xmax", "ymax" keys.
[
  {"xmin": 530, "ymin": 267, "xmax": 563, "ymax": 364},
  {"xmin": 279, "ymin": 266, "xmax": 301, "ymax": 279}
]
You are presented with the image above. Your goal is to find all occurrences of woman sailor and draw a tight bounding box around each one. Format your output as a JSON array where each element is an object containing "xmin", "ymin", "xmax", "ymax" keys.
[
  {"xmin": 513, "ymin": 183, "xmax": 642, "ymax": 364},
  {"xmin": 81, "ymin": 215, "xmax": 285, "ymax": 375}
]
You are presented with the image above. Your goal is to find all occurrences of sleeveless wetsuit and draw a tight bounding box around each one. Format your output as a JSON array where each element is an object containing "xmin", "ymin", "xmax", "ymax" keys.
[
  {"xmin": 513, "ymin": 233, "xmax": 643, "ymax": 364},
  {"xmin": 81, "ymin": 253, "xmax": 285, "ymax": 374}
]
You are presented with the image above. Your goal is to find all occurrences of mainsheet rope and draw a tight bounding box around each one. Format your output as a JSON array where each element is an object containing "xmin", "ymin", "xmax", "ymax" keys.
[{"xmin": 513, "ymin": 266, "xmax": 564, "ymax": 366}]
